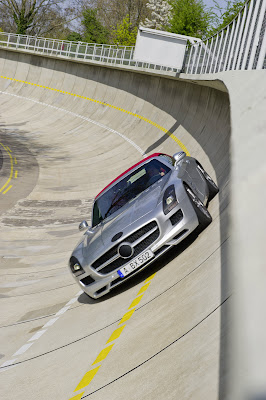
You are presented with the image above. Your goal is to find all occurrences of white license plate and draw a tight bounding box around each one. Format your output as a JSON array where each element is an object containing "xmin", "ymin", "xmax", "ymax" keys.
[{"xmin": 117, "ymin": 249, "xmax": 154, "ymax": 278}]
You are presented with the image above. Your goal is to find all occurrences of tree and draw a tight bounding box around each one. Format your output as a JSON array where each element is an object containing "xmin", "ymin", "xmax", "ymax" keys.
[
  {"xmin": 76, "ymin": 0, "xmax": 150, "ymax": 38},
  {"xmin": 143, "ymin": 0, "xmax": 172, "ymax": 30},
  {"xmin": 112, "ymin": 14, "xmax": 138, "ymax": 46},
  {"xmin": 169, "ymin": 0, "xmax": 211, "ymax": 38},
  {"xmin": 0, "ymin": 0, "xmax": 71, "ymax": 35},
  {"xmin": 66, "ymin": 31, "xmax": 83, "ymax": 42},
  {"xmin": 81, "ymin": 8, "xmax": 109, "ymax": 43},
  {"xmin": 208, "ymin": 0, "xmax": 246, "ymax": 35}
]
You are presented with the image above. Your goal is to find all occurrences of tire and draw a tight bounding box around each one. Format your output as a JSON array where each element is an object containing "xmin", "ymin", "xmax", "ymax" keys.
[
  {"xmin": 185, "ymin": 185, "xmax": 212, "ymax": 231},
  {"xmin": 197, "ymin": 164, "xmax": 219, "ymax": 202}
]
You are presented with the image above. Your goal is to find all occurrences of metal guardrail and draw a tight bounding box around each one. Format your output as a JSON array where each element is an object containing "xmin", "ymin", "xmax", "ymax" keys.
[
  {"xmin": 185, "ymin": 0, "xmax": 266, "ymax": 74},
  {"xmin": 0, "ymin": 0, "xmax": 265, "ymax": 75},
  {"xmin": 0, "ymin": 32, "xmax": 179, "ymax": 73}
]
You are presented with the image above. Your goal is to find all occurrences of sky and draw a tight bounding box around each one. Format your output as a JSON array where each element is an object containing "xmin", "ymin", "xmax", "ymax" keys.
[{"xmin": 202, "ymin": 0, "xmax": 228, "ymax": 11}]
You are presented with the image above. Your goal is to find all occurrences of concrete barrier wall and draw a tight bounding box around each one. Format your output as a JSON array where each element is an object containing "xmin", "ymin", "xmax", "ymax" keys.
[{"xmin": 0, "ymin": 47, "xmax": 265, "ymax": 400}]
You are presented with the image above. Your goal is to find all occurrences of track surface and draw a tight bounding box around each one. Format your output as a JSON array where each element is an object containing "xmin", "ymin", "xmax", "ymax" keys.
[{"xmin": 0, "ymin": 49, "xmax": 231, "ymax": 400}]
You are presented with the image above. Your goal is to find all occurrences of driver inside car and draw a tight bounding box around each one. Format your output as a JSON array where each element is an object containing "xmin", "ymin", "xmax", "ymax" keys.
[{"xmin": 146, "ymin": 164, "xmax": 165, "ymax": 185}]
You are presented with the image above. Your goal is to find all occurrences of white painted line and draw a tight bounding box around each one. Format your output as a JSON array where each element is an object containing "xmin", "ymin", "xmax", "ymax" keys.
[
  {"xmin": 1, "ymin": 365, "xmax": 17, "ymax": 373},
  {"xmin": 42, "ymin": 317, "xmax": 60, "ymax": 328},
  {"xmin": 55, "ymin": 306, "xmax": 70, "ymax": 316},
  {"xmin": 13, "ymin": 343, "xmax": 33, "ymax": 356},
  {"xmin": 1, "ymin": 359, "xmax": 17, "ymax": 367},
  {"xmin": 0, "ymin": 292, "xmax": 80, "ymax": 371},
  {"xmin": 0, "ymin": 91, "xmax": 147, "ymax": 156},
  {"xmin": 28, "ymin": 329, "xmax": 47, "ymax": 342},
  {"xmin": 66, "ymin": 298, "xmax": 78, "ymax": 306}
]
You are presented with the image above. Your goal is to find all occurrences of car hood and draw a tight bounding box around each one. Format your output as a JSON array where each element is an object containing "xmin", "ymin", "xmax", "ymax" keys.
[{"xmin": 82, "ymin": 178, "xmax": 169, "ymax": 262}]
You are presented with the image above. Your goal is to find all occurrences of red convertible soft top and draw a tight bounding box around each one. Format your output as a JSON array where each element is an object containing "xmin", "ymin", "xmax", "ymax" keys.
[{"xmin": 95, "ymin": 153, "xmax": 170, "ymax": 199}]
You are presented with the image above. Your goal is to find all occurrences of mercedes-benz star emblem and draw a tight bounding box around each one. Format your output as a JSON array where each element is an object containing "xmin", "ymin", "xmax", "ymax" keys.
[{"xmin": 118, "ymin": 242, "xmax": 134, "ymax": 259}]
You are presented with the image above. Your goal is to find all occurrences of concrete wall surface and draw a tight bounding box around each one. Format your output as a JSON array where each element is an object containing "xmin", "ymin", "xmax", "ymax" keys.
[{"xmin": 0, "ymin": 47, "xmax": 265, "ymax": 400}]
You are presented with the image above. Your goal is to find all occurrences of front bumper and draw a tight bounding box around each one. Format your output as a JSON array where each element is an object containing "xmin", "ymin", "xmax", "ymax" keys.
[{"xmin": 70, "ymin": 193, "xmax": 199, "ymax": 299}]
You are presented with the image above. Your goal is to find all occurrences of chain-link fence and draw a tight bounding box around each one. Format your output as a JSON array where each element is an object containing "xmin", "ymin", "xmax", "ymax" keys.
[{"xmin": 184, "ymin": 0, "xmax": 266, "ymax": 74}]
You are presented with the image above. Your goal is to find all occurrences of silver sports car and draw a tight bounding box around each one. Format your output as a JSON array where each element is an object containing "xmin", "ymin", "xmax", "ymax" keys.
[{"xmin": 69, "ymin": 152, "xmax": 218, "ymax": 299}]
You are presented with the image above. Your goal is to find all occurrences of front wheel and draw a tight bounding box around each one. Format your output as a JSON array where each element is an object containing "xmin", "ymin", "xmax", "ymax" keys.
[
  {"xmin": 197, "ymin": 164, "xmax": 219, "ymax": 202},
  {"xmin": 185, "ymin": 185, "xmax": 212, "ymax": 231}
]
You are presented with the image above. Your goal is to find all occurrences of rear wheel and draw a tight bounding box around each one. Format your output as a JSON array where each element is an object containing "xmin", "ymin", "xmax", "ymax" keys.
[
  {"xmin": 185, "ymin": 185, "xmax": 212, "ymax": 231},
  {"xmin": 197, "ymin": 164, "xmax": 219, "ymax": 201}
]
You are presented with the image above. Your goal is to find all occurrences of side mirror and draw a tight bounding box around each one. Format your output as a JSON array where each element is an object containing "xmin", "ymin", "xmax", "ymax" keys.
[
  {"xmin": 173, "ymin": 151, "xmax": 186, "ymax": 168},
  {"xmin": 79, "ymin": 220, "xmax": 89, "ymax": 231}
]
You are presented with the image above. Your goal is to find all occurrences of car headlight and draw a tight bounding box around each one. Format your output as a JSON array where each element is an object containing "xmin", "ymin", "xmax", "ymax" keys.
[
  {"xmin": 163, "ymin": 185, "xmax": 178, "ymax": 214},
  {"xmin": 69, "ymin": 256, "xmax": 85, "ymax": 277}
]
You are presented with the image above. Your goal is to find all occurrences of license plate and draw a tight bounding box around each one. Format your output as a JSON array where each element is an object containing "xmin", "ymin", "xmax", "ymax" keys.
[{"xmin": 117, "ymin": 249, "xmax": 154, "ymax": 278}]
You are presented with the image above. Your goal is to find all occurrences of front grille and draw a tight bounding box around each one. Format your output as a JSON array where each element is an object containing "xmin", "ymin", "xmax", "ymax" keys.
[
  {"xmin": 100, "ymin": 230, "xmax": 159, "ymax": 274},
  {"xmin": 91, "ymin": 221, "xmax": 159, "ymax": 275}
]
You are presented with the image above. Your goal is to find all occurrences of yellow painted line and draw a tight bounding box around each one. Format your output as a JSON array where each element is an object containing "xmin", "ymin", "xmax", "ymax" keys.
[
  {"xmin": 15, "ymin": 170, "xmax": 18, "ymax": 178},
  {"xmin": 6, "ymin": 146, "xmax": 11, "ymax": 153},
  {"xmin": 92, "ymin": 343, "xmax": 114, "ymax": 365},
  {"xmin": 0, "ymin": 75, "xmax": 190, "ymax": 155},
  {"xmin": 128, "ymin": 294, "xmax": 144, "ymax": 310},
  {"xmin": 14, "ymin": 157, "xmax": 17, "ymax": 164},
  {"xmin": 74, "ymin": 366, "xmax": 101, "ymax": 392},
  {"xmin": 145, "ymin": 273, "xmax": 157, "ymax": 283},
  {"xmin": 138, "ymin": 282, "xmax": 151, "ymax": 295},
  {"xmin": 106, "ymin": 325, "xmax": 126, "ymax": 344},
  {"xmin": 69, "ymin": 392, "xmax": 85, "ymax": 400},
  {"xmin": 0, "ymin": 142, "xmax": 14, "ymax": 193},
  {"xmin": 3, "ymin": 185, "xmax": 12, "ymax": 194},
  {"xmin": 119, "ymin": 308, "xmax": 136, "ymax": 324}
]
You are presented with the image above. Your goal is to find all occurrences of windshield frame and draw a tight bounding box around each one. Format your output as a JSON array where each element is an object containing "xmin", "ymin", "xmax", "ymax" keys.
[{"xmin": 91, "ymin": 157, "xmax": 173, "ymax": 227}]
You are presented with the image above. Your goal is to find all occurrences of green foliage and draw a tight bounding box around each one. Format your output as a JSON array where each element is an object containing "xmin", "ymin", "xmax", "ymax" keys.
[
  {"xmin": 82, "ymin": 8, "xmax": 109, "ymax": 44},
  {"xmin": 207, "ymin": 0, "xmax": 246, "ymax": 36},
  {"xmin": 218, "ymin": 1, "xmax": 245, "ymax": 31},
  {"xmin": 169, "ymin": 0, "xmax": 211, "ymax": 38},
  {"xmin": 66, "ymin": 32, "xmax": 83, "ymax": 42},
  {"xmin": 112, "ymin": 15, "xmax": 138, "ymax": 46},
  {"xmin": 13, "ymin": 5, "xmax": 35, "ymax": 34}
]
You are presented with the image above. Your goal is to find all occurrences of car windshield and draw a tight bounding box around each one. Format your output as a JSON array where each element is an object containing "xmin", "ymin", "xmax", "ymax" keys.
[{"xmin": 92, "ymin": 159, "xmax": 171, "ymax": 226}]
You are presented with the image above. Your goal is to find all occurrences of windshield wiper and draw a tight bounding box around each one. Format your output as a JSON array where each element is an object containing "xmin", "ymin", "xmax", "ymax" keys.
[{"xmin": 104, "ymin": 193, "xmax": 126, "ymax": 218}]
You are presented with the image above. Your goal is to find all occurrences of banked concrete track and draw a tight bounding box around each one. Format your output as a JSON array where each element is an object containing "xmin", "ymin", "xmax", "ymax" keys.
[{"xmin": 0, "ymin": 48, "xmax": 256, "ymax": 400}]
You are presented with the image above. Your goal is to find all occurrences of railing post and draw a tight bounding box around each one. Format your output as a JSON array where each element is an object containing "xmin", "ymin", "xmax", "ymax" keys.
[
  {"xmin": 209, "ymin": 34, "xmax": 219, "ymax": 73},
  {"xmin": 75, "ymin": 42, "xmax": 81, "ymax": 59},
  {"xmin": 223, "ymin": 20, "xmax": 236, "ymax": 71},
  {"xmin": 16, "ymin": 34, "xmax": 20, "ymax": 49},
  {"xmin": 256, "ymin": 22, "xmax": 266, "ymax": 69},
  {"xmin": 232, "ymin": 5, "xmax": 247, "ymax": 70},
  {"xmin": 227, "ymin": 11, "xmax": 241, "ymax": 70},
  {"xmin": 195, "ymin": 41, "xmax": 203, "ymax": 74},
  {"xmin": 236, "ymin": 0, "xmax": 254, "ymax": 69},
  {"xmin": 247, "ymin": 0, "xmax": 266, "ymax": 70},
  {"xmin": 214, "ymin": 30, "xmax": 224, "ymax": 73},
  {"xmin": 205, "ymin": 37, "xmax": 214, "ymax": 73},
  {"xmin": 190, "ymin": 43, "xmax": 199, "ymax": 73},
  {"xmin": 200, "ymin": 40, "xmax": 209, "ymax": 74},
  {"xmin": 186, "ymin": 44, "xmax": 194, "ymax": 73},
  {"xmin": 241, "ymin": 0, "xmax": 260, "ymax": 69},
  {"xmin": 92, "ymin": 43, "xmax": 96, "ymax": 61}
]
